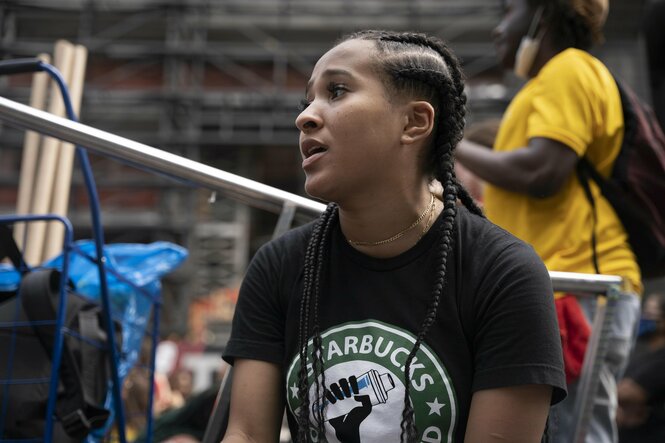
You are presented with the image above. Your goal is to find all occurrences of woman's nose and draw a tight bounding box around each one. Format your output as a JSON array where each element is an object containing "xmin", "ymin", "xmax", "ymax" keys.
[{"xmin": 295, "ymin": 105, "xmax": 322, "ymax": 132}]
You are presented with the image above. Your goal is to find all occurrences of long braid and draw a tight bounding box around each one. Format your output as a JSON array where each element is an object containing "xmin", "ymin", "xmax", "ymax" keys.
[
  {"xmin": 296, "ymin": 211, "xmax": 324, "ymax": 443},
  {"xmin": 310, "ymin": 204, "xmax": 338, "ymax": 437},
  {"xmin": 430, "ymin": 40, "xmax": 484, "ymax": 217},
  {"xmin": 348, "ymin": 31, "xmax": 476, "ymax": 442},
  {"xmin": 394, "ymin": 34, "xmax": 484, "ymax": 218},
  {"xmin": 388, "ymin": 65, "xmax": 459, "ymax": 442},
  {"xmin": 296, "ymin": 203, "xmax": 338, "ymax": 442},
  {"xmin": 370, "ymin": 31, "xmax": 483, "ymax": 219},
  {"xmin": 456, "ymin": 181, "xmax": 483, "ymax": 216}
]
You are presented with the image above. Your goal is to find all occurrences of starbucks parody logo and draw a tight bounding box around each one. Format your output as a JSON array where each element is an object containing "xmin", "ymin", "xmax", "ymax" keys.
[{"xmin": 286, "ymin": 320, "xmax": 457, "ymax": 443}]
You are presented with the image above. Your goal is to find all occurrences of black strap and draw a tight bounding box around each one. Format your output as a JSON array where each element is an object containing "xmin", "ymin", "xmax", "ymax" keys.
[
  {"xmin": 19, "ymin": 269, "xmax": 110, "ymax": 438},
  {"xmin": 0, "ymin": 224, "xmax": 27, "ymax": 272},
  {"xmin": 78, "ymin": 308, "xmax": 105, "ymax": 404},
  {"xmin": 577, "ymin": 158, "xmax": 602, "ymax": 275}
]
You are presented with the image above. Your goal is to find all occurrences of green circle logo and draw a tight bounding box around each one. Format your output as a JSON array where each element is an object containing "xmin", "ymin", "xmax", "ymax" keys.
[{"xmin": 286, "ymin": 320, "xmax": 457, "ymax": 442}]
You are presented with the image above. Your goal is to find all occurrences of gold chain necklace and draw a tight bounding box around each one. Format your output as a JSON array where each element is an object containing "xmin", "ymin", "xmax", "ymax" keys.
[
  {"xmin": 417, "ymin": 197, "xmax": 437, "ymax": 242},
  {"xmin": 347, "ymin": 193, "xmax": 435, "ymax": 247}
]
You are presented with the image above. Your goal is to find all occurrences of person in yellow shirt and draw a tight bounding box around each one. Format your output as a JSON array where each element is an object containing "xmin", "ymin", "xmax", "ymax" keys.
[{"xmin": 456, "ymin": 1, "xmax": 641, "ymax": 442}]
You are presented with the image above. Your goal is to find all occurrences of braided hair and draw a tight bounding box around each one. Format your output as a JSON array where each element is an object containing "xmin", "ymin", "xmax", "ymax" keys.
[{"xmin": 295, "ymin": 30, "xmax": 483, "ymax": 443}]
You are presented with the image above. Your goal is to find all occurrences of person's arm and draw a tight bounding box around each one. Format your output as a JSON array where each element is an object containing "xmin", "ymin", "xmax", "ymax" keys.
[
  {"xmin": 456, "ymin": 137, "xmax": 578, "ymax": 198},
  {"xmin": 464, "ymin": 385, "xmax": 552, "ymax": 443},
  {"xmin": 462, "ymin": 233, "xmax": 566, "ymax": 441},
  {"xmin": 222, "ymin": 359, "xmax": 284, "ymax": 443}
]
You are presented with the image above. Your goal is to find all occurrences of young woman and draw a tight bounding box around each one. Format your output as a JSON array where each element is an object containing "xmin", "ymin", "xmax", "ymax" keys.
[{"xmin": 222, "ymin": 30, "xmax": 566, "ymax": 443}]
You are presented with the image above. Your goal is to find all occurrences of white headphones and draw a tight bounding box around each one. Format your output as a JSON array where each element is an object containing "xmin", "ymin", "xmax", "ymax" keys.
[{"xmin": 514, "ymin": 6, "xmax": 546, "ymax": 79}]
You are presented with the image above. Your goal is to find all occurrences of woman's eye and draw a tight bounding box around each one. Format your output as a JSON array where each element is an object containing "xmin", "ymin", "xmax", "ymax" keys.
[
  {"xmin": 328, "ymin": 83, "xmax": 347, "ymax": 99},
  {"xmin": 298, "ymin": 83, "xmax": 346, "ymax": 110}
]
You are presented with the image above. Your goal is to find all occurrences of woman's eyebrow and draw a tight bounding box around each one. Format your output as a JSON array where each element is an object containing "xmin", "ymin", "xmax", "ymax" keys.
[{"xmin": 305, "ymin": 68, "xmax": 354, "ymax": 95}]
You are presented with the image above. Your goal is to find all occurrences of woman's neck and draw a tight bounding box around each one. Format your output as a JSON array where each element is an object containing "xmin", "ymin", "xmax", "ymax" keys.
[{"xmin": 338, "ymin": 189, "xmax": 443, "ymax": 258}]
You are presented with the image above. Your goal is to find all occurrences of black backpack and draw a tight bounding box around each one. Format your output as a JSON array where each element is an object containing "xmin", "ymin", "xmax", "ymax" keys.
[
  {"xmin": 0, "ymin": 225, "xmax": 120, "ymax": 441},
  {"xmin": 577, "ymin": 77, "xmax": 665, "ymax": 278}
]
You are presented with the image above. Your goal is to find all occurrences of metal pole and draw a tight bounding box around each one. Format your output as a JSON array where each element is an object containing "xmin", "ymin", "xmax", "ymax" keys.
[
  {"xmin": 548, "ymin": 271, "xmax": 623, "ymax": 293},
  {"xmin": 0, "ymin": 96, "xmax": 326, "ymax": 217}
]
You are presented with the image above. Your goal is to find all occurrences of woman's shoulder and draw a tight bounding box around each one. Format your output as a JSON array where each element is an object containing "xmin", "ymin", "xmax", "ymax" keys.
[
  {"xmin": 456, "ymin": 206, "xmax": 544, "ymax": 269},
  {"xmin": 255, "ymin": 220, "xmax": 316, "ymax": 263},
  {"xmin": 456, "ymin": 206, "xmax": 522, "ymax": 249},
  {"xmin": 242, "ymin": 221, "xmax": 316, "ymax": 291}
]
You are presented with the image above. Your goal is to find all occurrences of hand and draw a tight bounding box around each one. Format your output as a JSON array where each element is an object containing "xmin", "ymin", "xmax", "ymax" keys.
[{"xmin": 326, "ymin": 376, "xmax": 372, "ymax": 443}]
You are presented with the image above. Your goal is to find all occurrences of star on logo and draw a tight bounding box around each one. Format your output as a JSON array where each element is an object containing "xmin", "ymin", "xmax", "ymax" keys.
[
  {"xmin": 290, "ymin": 382, "xmax": 299, "ymax": 399},
  {"xmin": 426, "ymin": 397, "xmax": 445, "ymax": 416}
]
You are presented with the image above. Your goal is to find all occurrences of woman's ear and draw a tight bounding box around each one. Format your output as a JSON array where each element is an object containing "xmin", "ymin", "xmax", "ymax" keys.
[{"xmin": 401, "ymin": 101, "xmax": 435, "ymax": 145}]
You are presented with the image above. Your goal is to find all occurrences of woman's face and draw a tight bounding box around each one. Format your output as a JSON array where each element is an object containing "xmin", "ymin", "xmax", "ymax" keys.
[{"xmin": 295, "ymin": 39, "xmax": 409, "ymax": 203}]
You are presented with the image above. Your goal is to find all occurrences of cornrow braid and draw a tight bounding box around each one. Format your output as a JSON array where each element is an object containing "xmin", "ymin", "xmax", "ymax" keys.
[
  {"xmin": 394, "ymin": 68, "xmax": 483, "ymax": 216},
  {"xmin": 368, "ymin": 31, "xmax": 481, "ymax": 442},
  {"xmin": 296, "ymin": 203, "xmax": 338, "ymax": 442},
  {"xmin": 428, "ymin": 38, "xmax": 484, "ymax": 217},
  {"xmin": 373, "ymin": 32, "xmax": 482, "ymax": 218}
]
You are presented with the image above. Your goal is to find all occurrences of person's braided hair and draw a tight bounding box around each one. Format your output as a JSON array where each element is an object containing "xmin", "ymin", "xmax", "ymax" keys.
[
  {"xmin": 296, "ymin": 203, "xmax": 338, "ymax": 442},
  {"xmin": 295, "ymin": 30, "xmax": 483, "ymax": 443}
]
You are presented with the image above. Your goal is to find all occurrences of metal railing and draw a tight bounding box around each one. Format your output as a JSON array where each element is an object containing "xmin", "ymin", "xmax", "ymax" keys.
[
  {"xmin": 0, "ymin": 95, "xmax": 622, "ymax": 442},
  {"xmin": 0, "ymin": 96, "xmax": 325, "ymax": 218}
]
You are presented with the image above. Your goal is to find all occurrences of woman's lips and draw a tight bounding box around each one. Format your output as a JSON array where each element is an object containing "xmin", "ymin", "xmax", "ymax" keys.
[{"xmin": 302, "ymin": 150, "xmax": 326, "ymax": 169}]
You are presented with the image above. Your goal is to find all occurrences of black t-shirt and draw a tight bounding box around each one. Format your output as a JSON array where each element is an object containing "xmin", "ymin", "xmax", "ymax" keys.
[{"xmin": 224, "ymin": 207, "xmax": 566, "ymax": 442}]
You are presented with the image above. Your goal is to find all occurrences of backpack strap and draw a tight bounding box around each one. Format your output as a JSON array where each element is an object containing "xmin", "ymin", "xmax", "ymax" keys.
[
  {"xmin": 575, "ymin": 73, "xmax": 631, "ymax": 276},
  {"xmin": 19, "ymin": 269, "xmax": 110, "ymax": 438},
  {"xmin": 0, "ymin": 224, "xmax": 27, "ymax": 272},
  {"xmin": 78, "ymin": 307, "xmax": 107, "ymax": 404},
  {"xmin": 576, "ymin": 158, "xmax": 602, "ymax": 275}
]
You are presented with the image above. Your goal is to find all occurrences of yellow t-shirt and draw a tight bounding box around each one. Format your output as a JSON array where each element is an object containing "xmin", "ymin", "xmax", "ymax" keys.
[{"xmin": 484, "ymin": 48, "xmax": 642, "ymax": 293}]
